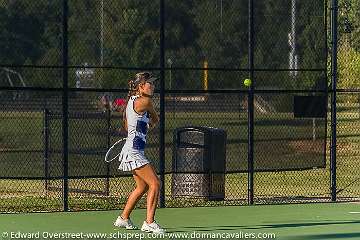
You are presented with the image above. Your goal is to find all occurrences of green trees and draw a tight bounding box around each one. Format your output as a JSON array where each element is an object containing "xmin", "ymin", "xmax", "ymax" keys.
[
  {"xmin": 0, "ymin": 0, "xmax": 62, "ymax": 87},
  {"xmin": 193, "ymin": 0, "xmax": 248, "ymax": 89},
  {"xmin": 337, "ymin": 0, "xmax": 360, "ymax": 91},
  {"xmin": 338, "ymin": 40, "xmax": 360, "ymax": 90},
  {"xmin": 101, "ymin": 0, "xmax": 161, "ymax": 88},
  {"xmin": 0, "ymin": 1, "xmax": 54, "ymax": 65},
  {"xmin": 253, "ymin": 0, "xmax": 292, "ymax": 88},
  {"xmin": 0, "ymin": 0, "xmax": 349, "ymax": 90},
  {"xmin": 296, "ymin": 0, "xmax": 327, "ymax": 89},
  {"xmin": 164, "ymin": 1, "xmax": 199, "ymax": 89}
]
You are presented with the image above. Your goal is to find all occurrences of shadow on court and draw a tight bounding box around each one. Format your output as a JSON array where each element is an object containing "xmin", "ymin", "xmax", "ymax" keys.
[
  {"xmin": 165, "ymin": 225, "xmax": 245, "ymax": 233},
  {"xmin": 286, "ymin": 232, "xmax": 360, "ymax": 239},
  {"xmin": 244, "ymin": 220, "xmax": 360, "ymax": 230},
  {"xmin": 165, "ymin": 220, "xmax": 360, "ymax": 233}
]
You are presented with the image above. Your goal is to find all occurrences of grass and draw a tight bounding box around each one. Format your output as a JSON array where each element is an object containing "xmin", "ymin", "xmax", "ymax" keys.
[{"xmin": 0, "ymin": 103, "xmax": 360, "ymax": 212}]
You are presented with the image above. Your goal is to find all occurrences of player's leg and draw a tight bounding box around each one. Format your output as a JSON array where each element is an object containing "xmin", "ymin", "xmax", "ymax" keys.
[
  {"xmin": 121, "ymin": 173, "xmax": 149, "ymax": 219},
  {"xmin": 114, "ymin": 173, "xmax": 148, "ymax": 229},
  {"xmin": 134, "ymin": 164, "xmax": 165, "ymax": 234}
]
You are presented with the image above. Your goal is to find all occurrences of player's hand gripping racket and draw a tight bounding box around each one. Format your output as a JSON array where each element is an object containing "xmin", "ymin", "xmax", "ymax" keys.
[{"xmin": 104, "ymin": 138, "xmax": 126, "ymax": 163}]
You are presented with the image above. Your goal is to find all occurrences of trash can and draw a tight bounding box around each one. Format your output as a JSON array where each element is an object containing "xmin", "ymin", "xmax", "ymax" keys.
[{"xmin": 172, "ymin": 126, "xmax": 226, "ymax": 200}]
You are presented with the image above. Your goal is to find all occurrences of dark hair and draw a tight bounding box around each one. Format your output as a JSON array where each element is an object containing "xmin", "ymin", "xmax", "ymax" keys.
[
  {"xmin": 122, "ymin": 77, "xmax": 145, "ymax": 131},
  {"xmin": 126, "ymin": 79, "xmax": 140, "ymax": 101},
  {"xmin": 133, "ymin": 72, "xmax": 157, "ymax": 85}
]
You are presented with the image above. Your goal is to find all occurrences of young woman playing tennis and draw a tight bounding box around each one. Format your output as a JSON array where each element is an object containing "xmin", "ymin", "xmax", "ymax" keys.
[{"xmin": 113, "ymin": 72, "xmax": 165, "ymax": 234}]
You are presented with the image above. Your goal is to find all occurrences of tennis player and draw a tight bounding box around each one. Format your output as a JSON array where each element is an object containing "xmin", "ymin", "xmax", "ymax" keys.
[{"xmin": 113, "ymin": 72, "xmax": 165, "ymax": 234}]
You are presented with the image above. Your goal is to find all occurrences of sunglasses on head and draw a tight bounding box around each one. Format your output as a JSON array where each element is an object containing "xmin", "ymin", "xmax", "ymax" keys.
[{"xmin": 136, "ymin": 72, "xmax": 152, "ymax": 80}]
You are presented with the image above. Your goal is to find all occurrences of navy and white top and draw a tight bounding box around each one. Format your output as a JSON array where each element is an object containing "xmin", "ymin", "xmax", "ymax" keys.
[
  {"xmin": 123, "ymin": 95, "xmax": 150, "ymax": 152},
  {"xmin": 118, "ymin": 95, "xmax": 151, "ymax": 170}
]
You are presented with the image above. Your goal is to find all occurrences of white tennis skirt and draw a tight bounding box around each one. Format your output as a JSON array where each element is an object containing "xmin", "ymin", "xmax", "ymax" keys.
[{"xmin": 118, "ymin": 148, "xmax": 150, "ymax": 172}]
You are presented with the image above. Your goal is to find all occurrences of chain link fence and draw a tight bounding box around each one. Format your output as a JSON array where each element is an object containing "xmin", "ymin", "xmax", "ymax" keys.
[{"xmin": 0, "ymin": 0, "xmax": 359, "ymax": 212}]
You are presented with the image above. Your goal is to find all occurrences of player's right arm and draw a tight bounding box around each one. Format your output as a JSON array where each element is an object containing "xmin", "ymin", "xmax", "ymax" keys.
[{"xmin": 147, "ymin": 100, "xmax": 159, "ymax": 129}]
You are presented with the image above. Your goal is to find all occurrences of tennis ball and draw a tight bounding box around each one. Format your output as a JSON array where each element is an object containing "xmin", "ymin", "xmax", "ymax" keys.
[{"xmin": 244, "ymin": 78, "xmax": 252, "ymax": 87}]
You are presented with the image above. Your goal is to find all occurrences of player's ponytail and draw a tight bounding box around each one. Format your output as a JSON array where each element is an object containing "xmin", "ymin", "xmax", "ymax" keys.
[
  {"xmin": 122, "ymin": 79, "xmax": 139, "ymax": 131},
  {"xmin": 126, "ymin": 79, "xmax": 137, "ymax": 101}
]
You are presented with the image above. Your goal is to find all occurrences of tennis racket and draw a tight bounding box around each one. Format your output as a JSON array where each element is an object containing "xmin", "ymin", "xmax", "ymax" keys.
[{"xmin": 104, "ymin": 138, "xmax": 126, "ymax": 163}]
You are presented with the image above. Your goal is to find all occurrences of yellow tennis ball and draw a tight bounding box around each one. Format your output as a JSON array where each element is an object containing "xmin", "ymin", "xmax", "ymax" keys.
[{"xmin": 244, "ymin": 78, "xmax": 251, "ymax": 87}]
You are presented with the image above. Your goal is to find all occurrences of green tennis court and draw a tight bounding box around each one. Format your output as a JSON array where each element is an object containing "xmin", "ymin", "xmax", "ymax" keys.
[{"xmin": 1, "ymin": 203, "xmax": 359, "ymax": 240}]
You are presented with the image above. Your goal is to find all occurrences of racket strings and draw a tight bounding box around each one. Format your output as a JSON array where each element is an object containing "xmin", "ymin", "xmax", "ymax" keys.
[{"xmin": 105, "ymin": 138, "xmax": 126, "ymax": 162}]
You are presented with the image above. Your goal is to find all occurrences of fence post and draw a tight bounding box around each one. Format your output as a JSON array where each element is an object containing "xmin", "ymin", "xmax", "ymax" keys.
[
  {"xmin": 62, "ymin": 0, "xmax": 69, "ymax": 211},
  {"xmin": 105, "ymin": 109, "xmax": 111, "ymax": 196},
  {"xmin": 159, "ymin": 0, "xmax": 166, "ymax": 208},
  {"xmin": 330, "ymin": 0, "xmax": 338, "ymax": 202},
  {"xmin": 44, "ymin": 109, "xmax": 50, "ymax": 191},
  {"xmin": 247, "ymin": 0, "xmax": 255, "ymax": 205}
]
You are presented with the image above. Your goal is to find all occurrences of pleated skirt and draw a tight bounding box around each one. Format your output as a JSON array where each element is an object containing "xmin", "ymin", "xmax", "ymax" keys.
[{"xmin": 118, "ymin": 147, "xmax": 149, "ymax": 172}]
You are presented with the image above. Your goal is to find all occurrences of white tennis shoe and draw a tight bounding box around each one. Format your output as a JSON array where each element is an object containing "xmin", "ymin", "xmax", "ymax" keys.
[
  {"xmin": 141, "ymin": 220, "xmax": 165, "ymax": 234},
  {"xmin": 114, "ymin": 216, "xmax": 138, "ymax": 230}
]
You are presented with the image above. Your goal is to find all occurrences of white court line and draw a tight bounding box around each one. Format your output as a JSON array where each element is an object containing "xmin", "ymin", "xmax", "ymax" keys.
[{"xmin": 349, "ymin": 212, "xmax": 360, "ymax": 214}]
